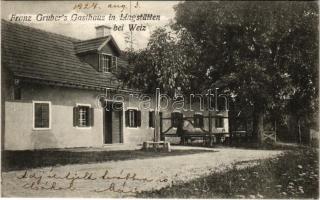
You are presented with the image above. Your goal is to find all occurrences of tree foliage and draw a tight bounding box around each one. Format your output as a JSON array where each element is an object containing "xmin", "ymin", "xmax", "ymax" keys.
[
  {"xmin": 117, "ymin": 27, "xmax": 201, "ymax": 96},
  {"xmin": 117, "ymin": 1, "xmax": 318, "ymax": 142},
  {"xmin": 173, "ymin": 1, "xmax": 318, "ymax": 139}
]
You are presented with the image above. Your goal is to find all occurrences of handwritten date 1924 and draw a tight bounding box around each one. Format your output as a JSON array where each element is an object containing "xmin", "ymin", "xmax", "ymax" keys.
[
  {"xmin": 72, "ymin": 2, "xmax": 133, "ymax": 12},
  {"xmin": 73, "ymin": 2, "xmax": 99, "ymax": 11}
]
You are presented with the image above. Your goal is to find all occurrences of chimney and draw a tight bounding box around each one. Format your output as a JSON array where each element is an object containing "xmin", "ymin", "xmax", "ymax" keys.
[{"xmin": 95, "ymin": 25, "xmax": 111, "ymax": 38}]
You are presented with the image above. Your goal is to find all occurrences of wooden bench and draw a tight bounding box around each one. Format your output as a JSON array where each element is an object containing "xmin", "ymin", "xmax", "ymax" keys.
[
  {"xmin": 142, "ymin": 141, "xmax": 171, "ymax": 152},
  {"xmin": 180, "ymin": 132, "xmax": 230, "ymax": 146}
]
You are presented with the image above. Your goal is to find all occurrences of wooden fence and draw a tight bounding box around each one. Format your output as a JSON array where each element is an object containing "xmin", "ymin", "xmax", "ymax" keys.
[{"xmin": 160, "ymin": 113, "xmax": 230, "ymax": 145}]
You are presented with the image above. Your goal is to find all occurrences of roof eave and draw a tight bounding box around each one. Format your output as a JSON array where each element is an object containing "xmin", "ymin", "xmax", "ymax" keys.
[{"xmin": 97, "ymin": 35, "xmax": 122, "ymax": 56}]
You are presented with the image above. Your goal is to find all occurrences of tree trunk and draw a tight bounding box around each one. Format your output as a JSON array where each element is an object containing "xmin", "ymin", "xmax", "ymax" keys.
[
  {"xmin": 298, "ymin": 118, "xmax": 302, "ymax": 144},
  {"xmin": 252, "ymin": 109, "xmax": 264, "ymax": 144}
]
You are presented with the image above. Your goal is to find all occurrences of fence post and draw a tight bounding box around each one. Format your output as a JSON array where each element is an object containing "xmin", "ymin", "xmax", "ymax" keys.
[
  {"xmin": 160, "ymin": 112, "xmax": 163, "ymax": 141},
  {"xmin": 275, "ymin": 121, "xmax": 277, "ymax": 142},
  {"xmin": 154, "ymin": 88, "xmax": 160, "ymax": 142},
  {"xmin": 298, "ymin": 119, "xmax": 302, "ymax": 144},
  {"xmin": 209, "ymin": 112, "xmax": 212, "ymax": 146},
  {"xmin": 245, "ymin": 118, "xmax": 248, "ymax": 142}
]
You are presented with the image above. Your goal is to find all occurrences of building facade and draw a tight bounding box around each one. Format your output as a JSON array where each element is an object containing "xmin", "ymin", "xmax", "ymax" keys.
[{"xmin": 1, "ymin": 20, "xmax": 229, "ymax": 150}]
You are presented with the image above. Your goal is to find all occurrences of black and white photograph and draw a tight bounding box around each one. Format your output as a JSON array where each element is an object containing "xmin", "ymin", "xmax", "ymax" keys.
[{"xmin": 1, "ymin": 0, "xmax": 319, "ymax": 198}]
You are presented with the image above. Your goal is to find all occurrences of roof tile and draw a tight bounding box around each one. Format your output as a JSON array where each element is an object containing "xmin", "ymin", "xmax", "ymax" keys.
[{"xmin": 1, "ymin": 20, "xmax": 129, "ymax": 91}]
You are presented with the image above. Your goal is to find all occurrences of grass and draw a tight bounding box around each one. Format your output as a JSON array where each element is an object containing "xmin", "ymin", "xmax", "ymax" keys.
[
  {"xmin": 2, "ymin": 148, "xmax": 212, "ymax": 172},
  {"xmin": 137, "ymin": 147, "xmax": 319, "ymax": 199}
]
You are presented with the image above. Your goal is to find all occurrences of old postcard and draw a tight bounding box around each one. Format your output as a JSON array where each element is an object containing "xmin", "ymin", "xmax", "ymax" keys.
[{"xmin": 1, "ymin": 0, "xmax": 319, "ymax": 198}]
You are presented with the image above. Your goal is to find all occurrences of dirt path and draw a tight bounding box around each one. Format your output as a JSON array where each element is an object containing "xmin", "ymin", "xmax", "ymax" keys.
[{"xmin": 1, "ymin": 147, "xmax": 282, "ymax": 197}]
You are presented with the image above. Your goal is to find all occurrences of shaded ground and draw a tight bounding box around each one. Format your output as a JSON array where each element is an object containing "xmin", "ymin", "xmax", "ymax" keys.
[
  {"xmin": 1, "ymin": 147, "xmax": 282, "ymax": 197},
  {"xmin": 2, "ymin": 147, "xmax": 212, "ymax": 171},
  {"xmin": 138, "ymin": 147, "xmax": 319, "ymax": 199}
]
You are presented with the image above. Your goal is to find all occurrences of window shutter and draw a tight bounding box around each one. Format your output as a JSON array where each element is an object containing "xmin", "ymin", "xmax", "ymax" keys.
[
  {"xmin": 98, "ymin": 54, "xmax": 102, "ymax": 72},
  {"xmin": 125, "ymin": 110, "xmax": 129, "ymax": 127},
  {"xmin": 115, "ymin": 57, "xmax": 118, "ymax": 70},
  {"xmin": 149, "ymin": 111, "xmax": 152, "ymax": 127},
  {"xmin": 111, "ymin": 56, "xmax": 116, "ymax": 70},
  {"xmin": 200, "ymin": 115, "xmax": 204, "ymax": 127},
  {"xmin": 172, "ymin": 112, "xmax": 182, "ymax": 128},
  {"xmin": 194, "ymin": 114, "xmax": 198, "ymax": 128},
  {"xmin": 171, "ymin": 112, "xmax": 176, "ymax": 127},
  {"xmin": 136, "ymin": 110, "xmax": 141, "ymax": 127},
  {"xmin": 149, "ymin": 111, "xmax": 155, "ymax": 128},
  {"xmin": 179, "ymin": 113, "xmax": 183, "ymax": 126},
  {"xmin": 89, "ymin": 108, "xmax": 94, "ymax": 127},
  {"xmin": 215, "ymin": 117, "xmax": 224, "ymax": 128},
  {"xmin": 194, "ymin": 114, "xmax": 204, "ymax": 128},
  {"xmin": 220, "ymin": 118, "xmax": 224, "ymax": 128},
  {"xmin": 73, "ymin": 106, "xmax": 79, "ymax": 127}
]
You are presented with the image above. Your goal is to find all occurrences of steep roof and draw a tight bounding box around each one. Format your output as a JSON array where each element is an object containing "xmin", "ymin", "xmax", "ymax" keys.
[
  {"xmin": 74, "ymin": 36, "xmax": 121, "ymax": 55},
  {"xmin": 1, "ymin": 20, "xmax": 129, "ymax": 91},
  {"xmin": 74, "ymin": 36, "xmax": 110, "ymax": 53}
]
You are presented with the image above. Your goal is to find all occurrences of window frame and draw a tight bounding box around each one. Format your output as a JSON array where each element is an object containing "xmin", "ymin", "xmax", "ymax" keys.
[
  {"xmin": 99, "ymin": 53, "xmax": 117, "ymax": 73},
  {"xmin": 194, "ymin": 112, "xmax": 204, "ymax": 128},
  {"xmin": 215, "ymin": 117, "xmax": 224, "ymax": 128},
  {"xmin": 171, "ymin": 111, "xmax": 183, "ymax": 128},
  {"xmin": 125, "ymin": 107, "xmax": 142, "ymax": 128},
  {"xmin": 75, "ymin": 103, "xmax": 92, "ymax": 129},
  {"xmin": 127, "ymin": 108, "xmax": 138, "ymax": 128},
  {"xmin": 33, "ymin": 101, "xmax": 52, "ymax": 130},
  {"xmin": 112, "ymin": 56, "xmax": 118, "ymax": 71}
]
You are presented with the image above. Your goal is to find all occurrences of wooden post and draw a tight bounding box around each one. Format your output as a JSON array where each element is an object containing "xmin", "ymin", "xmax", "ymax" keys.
[
  {"xmin": 275, "ymin": 121, "xmax": 277, "ymax": 142},
  {"xmin": 298, "ymin": 119, "xmax": 302, "ymax": 144},
  {"xmin": 154, "ymin": 88, "xmax": 160, "ymax": 142},
  {"xmin": 258, "ymin": 114, "xmax": 264, "ymax": 144},
  {"xmin": 245, "ymin": 119, "xmax": 249, "ymax": 142},
  {"xmin": 160, "ymin": 112, "xmax": 163, "ymax": 141},
  {"xmin": 215, "ymin": 88, "xmax": 218, "ymax": 111},
  {"xmin": 209, "ymin": 112, "xmax": 212, "ymax": 146}
]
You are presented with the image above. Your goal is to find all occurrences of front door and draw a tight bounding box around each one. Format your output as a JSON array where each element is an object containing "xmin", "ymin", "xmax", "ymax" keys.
[{"xmin": 104, "ymin": 102, "xmax": 123, "ymax": 144}]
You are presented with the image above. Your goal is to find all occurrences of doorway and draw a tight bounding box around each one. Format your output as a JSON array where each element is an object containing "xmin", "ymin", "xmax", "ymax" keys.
[{"xmin": 104, "ymin": 102, "xmax": 123, "ymax": 144}]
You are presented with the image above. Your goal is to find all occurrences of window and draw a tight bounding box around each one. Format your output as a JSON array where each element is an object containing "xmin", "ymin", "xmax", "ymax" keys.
[
  {"xmin": 101, "ymin": 54, "xmax": 111, "ymax": 72},
  {"xmin": 33, "ymin": 101, "xmax": 51, "ymax": 129},
  {"xmin": 194, "ymin": 113, "xmax": 204, "ymax": 128},
  {"xmin": 99, "ymin": 54, "xmax": 117, "ymax": 73},
  {"xmin": 125, "ymin": 109, "xmax": 141, "ymax": 128},
  {"xmin": 215, "ymin": 117, "xmax": 224, "ymax": 128},
  {"xmin": 73, "ymin": 105, "xmax": 94, "ymax": 127},
  {"xmin": 149, "ymin": 111, "xmax": 155, "ymax": 128},
  {"xmin": 171, "ymin": 112, "xmax": 183, "ymax": 128},
  {"xmin": 79, "ymin": 106, "xmax": 89, "ymax": 127},
  {"xmin": 112, "ymin": 56, "xmax": 117, "ymax": 70},
  {"xmin": 217, "ymin": 97, "xmax": 227, "ymax": 111}
]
